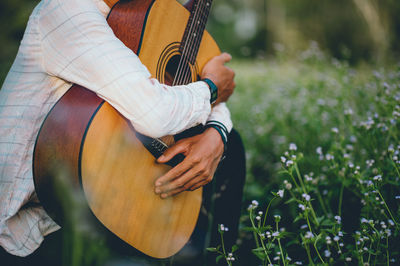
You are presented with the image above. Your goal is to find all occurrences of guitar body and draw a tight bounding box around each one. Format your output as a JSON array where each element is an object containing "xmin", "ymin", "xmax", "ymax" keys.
[{"xmin": 33, "ymin": 0, "xmax": 220, "ymax": 259}]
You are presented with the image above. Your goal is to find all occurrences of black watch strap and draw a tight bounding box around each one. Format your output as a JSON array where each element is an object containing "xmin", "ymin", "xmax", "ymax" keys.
[{"xmin": 202, "ymin": 78, "xmax": 218, "ymax": 104}]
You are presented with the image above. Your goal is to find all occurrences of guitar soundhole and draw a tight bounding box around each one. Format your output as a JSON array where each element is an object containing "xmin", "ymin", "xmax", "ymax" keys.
[{"xmin": 164, "ymin": 55, "xmax": 192, "ymax": 86}]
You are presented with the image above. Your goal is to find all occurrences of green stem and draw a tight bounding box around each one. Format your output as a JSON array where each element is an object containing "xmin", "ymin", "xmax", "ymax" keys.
[
  {"xmin": 355, "ymin": 238, "xmax": 363, "ymax": 264},
  {"xmin": 386, "ymin": 235, "xmax": 389, "ymax": 266},
  {"xmin": 308, "ymin": 202, "xmax": 320, "ymax": 226},
  {"xmin": 377, "ymin": 190, "xmax": 398, "ymax": 225},
  {"xmin": 315, "ymin": 187, "xmax": 329, "ymax": 216},
  {"xmin": 276, "ymin": 222, "xmax": 286, "ymax": 266},
  {"xmin": 313, "ymin": 237, "xmax": 325, "ymax": 264},
  {"xmin": 338, "ymin": 183, "xmax": 344, "ymax": 216},
  {"xmin": 220, "ymin": 231, "xmax": 232, "ymax": 266},
  {"xmin": 372, "ymin": 237, "xmax": 381, "ymax": 266},
  {"xmin": 288, "ymin": 171, "xmax": 301, "ymax": 191},
  {"xmin": 305, "ymin": 244, "xmax": 314, "ymax": 266},
  {"xmin": 263, "ymin": 197, "xmax": 276, "ymax": 227},
  {"xmin": 367, "ymin": 240, "xmax": 373, "ymax": 264},
  {"xmin": 250, "ymin": 209, "xmax": 261, "ymax": 249},
  {"xmin": 391, "ymin": 157, "xmax": 400, "ymax": 178},
  {"xmin": 294, "ymin": 163, "xmax": 307, "ymax": 193},
  {"xmin": 305, "ymin": 214, "xmax": 313, "ymax": 234},
  {"xmin": 259, "ymin": 236, "xmax": 273, "ymax": 266}
]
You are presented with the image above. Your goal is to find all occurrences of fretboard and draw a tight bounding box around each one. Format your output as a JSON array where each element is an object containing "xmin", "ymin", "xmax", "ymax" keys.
[{"xmin": 180, "ymin": 0, "xmax": 213, "ymax": 65}]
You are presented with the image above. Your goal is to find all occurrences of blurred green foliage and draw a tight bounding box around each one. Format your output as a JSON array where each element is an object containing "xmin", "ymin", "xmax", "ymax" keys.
[
  {"xmin": 1, "ymin": 0, "xmax": 400, "ymax": 84},
  {"xmin": 0, "ymin": 0, "xmax": 38, "ymax": 81},
  {"xmin": 208, "ymin": 0, "xmax": 400, "ymax": 63}
]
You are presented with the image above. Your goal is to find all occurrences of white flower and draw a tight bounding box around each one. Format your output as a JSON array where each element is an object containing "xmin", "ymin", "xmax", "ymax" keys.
[
  {"xmin": 256, "ymin": 216, "xmax": 261, "ymax": 221},
  {"xmin": 325, "ymin": 153, "xmax": 334, "ymax": 160},
  {"xmin": 302, "ymin": 193, "xmax": 311, "ymax": 201},
  {"xmin": 285, "ymin": 181, "xmax": 292, "ymax": 190},
  {"xmin": 333, "ymin": 236, "xmax": 340, "ymax": 241},
  {"xmin": 334, "ymin": 216, "xmax": 342, "ymax": 224},
  {"xmin": 289, "ymin": 143, "xmax": 297, "ymax": 151},
  {"xmin": 304, "ymin": 231, "xmax": 314, "ymax": 239},
  {"xmin": 286, "ymin": 160, "xmax": 294, "ymax": 167},
  {"xmin": 326, "ymin": 236, "xmax": 332, "ymax": 244},
  {"xmin": 294, "ymin": 262, "xmax": 303, "ymax": 265},
  {"xmin": 277, "ymin": 189, "xmax": 284, "ymax": 198},
  {"xmin": 373, "ymin": 175, "xmax": 382, "ymax": 181},
  {"xmin": 346, "ymin": 257, "xmax": 352, "ymax": 262},
  {"xmin": 272, "ymin": 231, "xmax": 280, "ymax": 237},
  {"xmin": 281, "ymin": 156, "xmax": 287, "ymax": 163},
  {"xmin": 316, "ymin": 146, "xmax": 323, "ymax": 155},
  {"xmin": 324, "ymin": 250, "xmax": 331, "ymax": 257},
  {"xmin": 331, "ymin": 127, "xmax": 339, "ymax": 134},
  {"xmin": 344, "ymin": 108, "xmax": 353, "ymax": 115},
  {"xmin": 298, "ymin": 204, "xmax": 306, "ymax": 211}
]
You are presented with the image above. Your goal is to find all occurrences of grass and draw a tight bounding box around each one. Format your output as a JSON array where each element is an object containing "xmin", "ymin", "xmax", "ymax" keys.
[{"xmin": 211, "ymin": 47, "xmax": 400, "ymax": 265}]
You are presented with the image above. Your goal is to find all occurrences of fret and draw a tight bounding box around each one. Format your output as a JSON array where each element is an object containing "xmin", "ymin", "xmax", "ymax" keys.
[{"xmin": 180, "ymin": 0, "xmax": 213, "ymax": 65}]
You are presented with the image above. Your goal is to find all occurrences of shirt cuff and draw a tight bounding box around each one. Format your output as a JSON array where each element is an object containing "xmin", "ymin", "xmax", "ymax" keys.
[{"xmin": 206, "ymin": 102, "xmax": 233, "ymax": 133}]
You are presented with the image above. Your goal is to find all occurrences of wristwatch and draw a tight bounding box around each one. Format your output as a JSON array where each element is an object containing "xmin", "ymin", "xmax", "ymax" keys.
[{"xmin": 202, "ymin": 78, "xmax": 218, "ymax": 104}]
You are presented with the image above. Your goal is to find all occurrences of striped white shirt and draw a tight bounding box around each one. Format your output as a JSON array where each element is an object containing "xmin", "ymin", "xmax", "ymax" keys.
[{"xmin": 0, "ymin": 0, "xmax": 232, "ymax": 256}]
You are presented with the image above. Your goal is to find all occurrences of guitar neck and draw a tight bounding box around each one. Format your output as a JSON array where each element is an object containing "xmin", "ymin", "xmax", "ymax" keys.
[{"xmin": 180, "ymin": 0, "xmax": 213, "ymax": 65}]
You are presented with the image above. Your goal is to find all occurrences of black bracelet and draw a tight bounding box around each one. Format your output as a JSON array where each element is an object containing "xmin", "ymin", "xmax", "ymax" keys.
[{"xmin": 202, "ymin": 78, "xmax": 218, "ymax": 104}]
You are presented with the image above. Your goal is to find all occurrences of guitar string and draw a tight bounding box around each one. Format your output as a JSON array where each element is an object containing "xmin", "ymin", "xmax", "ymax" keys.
[
  {"xmin": 173, "ymin": 0, "xmax": 206, "ymax": 85},
  {"xmin": 173, "ymin": 0, "xmax": 210, "ymax": 86},
  {"xmin": 177, "ymin": 1, "xmax": 210, "ymax": 85},
  {"xmin": 179, "ymin": 0, "xmax": 210, "ymax": 85},
  {"xmin": 173, "ymin": 0, "xmax": 204, "ymax": 86},
  {"xmin": 182, "ymin": 1, "xmax": 211, "ymax": 85},
  {"xmin": 181, "ymin": 2, "xmax": 210, "ymax": 85},
  {"xmin": 172, "ymin": 0, "xmax": 201, "ymax": 86}
]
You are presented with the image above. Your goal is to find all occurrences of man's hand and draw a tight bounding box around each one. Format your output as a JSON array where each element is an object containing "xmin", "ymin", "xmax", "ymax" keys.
[
  {"xmin": 154, "ymin": 128, "xmax": 224, "ymax": 198},
  {"xmin": 201, "ymin": 52, "xmax": 235, "ymax": 105}
]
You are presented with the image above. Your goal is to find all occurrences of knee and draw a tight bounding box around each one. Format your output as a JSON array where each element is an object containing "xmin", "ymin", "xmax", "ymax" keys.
[
  {"xmin": 224, "ymin": 128, "xmax": 246, "ymax": 169},
  {"xmin": 226, "ymin": 128, "xmax": 245, "ymax": 155}
]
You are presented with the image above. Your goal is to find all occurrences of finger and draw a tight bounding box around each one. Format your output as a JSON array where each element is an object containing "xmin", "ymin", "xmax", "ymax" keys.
[
  {"xmin": 156, "ymin": 167, "xmax": 200, "ymax": 194},
  {"xmin": 190, "ymin": 180, "xmax": 209, "ymax": 191},
  {"xmin": 155, "ymin": 159, "xmax": 192, "ymax": 186},
  {"xmin": 159, "ymin": 186, "xmax": 186, "ymax": 199},
  {"xmin": 216, "ymin": 52, "xmax": 232, "ymax": 64},
  {"xmin": 157, "ymin": 141, "xmax": 187, "ymax": 163}
]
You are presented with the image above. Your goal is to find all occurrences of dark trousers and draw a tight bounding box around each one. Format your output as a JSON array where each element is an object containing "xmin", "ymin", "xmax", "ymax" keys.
[{"xmin": 0, "ymin": 129, "xmax": 246, "ymax": 266}]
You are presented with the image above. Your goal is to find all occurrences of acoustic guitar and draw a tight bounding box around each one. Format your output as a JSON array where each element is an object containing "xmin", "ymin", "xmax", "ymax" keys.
[{"xmin": 33, "ymin": 0, "xmax": 220, "ymax": 259}]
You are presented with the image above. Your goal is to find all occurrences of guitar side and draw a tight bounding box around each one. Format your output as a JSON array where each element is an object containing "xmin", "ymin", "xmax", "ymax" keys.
[{"xmin": 33, "ymin": 0, "xmax": 220, "ymax": 259}]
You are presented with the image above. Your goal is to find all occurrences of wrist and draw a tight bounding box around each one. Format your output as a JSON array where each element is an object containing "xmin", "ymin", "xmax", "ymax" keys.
[
  {"xmin": 202, "ymin": 78, "xmax": 218, "ymax": 105},
  {"xmin": 204, "ymin": 122, "xmax": 228, "ymax": 160}
]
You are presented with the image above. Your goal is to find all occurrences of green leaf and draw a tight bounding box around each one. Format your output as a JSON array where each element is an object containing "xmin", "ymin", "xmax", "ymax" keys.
[
  {"xmin": 252, "ymin": 249, "xmax": 267, "ymax": 260},
  {"xmin": 231, "ymin": 245, "xmax": 239, "ymax": 253},
  {"xmin": 216, "ymin": 254, "xmax": 225, "ymax": 263},
  {"xmin": 206, "ymin": 247, "xmax": 218, "ymax": 252},
  {"xmin": 284, "ymin": 197, "xmax": 298, "ymax": 204},
  {"xmin": 242, "ymin": 226, "xmax": 258, "ymax": 232}
]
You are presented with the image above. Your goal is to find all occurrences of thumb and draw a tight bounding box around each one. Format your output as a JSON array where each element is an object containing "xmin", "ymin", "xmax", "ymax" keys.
[
  {"xmin": 216, "ymin": 52, "xmax": 232, "ymax": 64},
  {"xmin": 157, "ymin": 142, "xmax": 187, "ymax": 163}
]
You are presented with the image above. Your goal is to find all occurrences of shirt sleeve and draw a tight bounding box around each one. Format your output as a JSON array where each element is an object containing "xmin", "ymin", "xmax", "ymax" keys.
[
  {"xmin": 207, "ymin": 103, "xmax": 233, "ymax": 133},
  {"xmin": 38, "ymin": 0, "xmax": 211, "ymax": 138}
]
